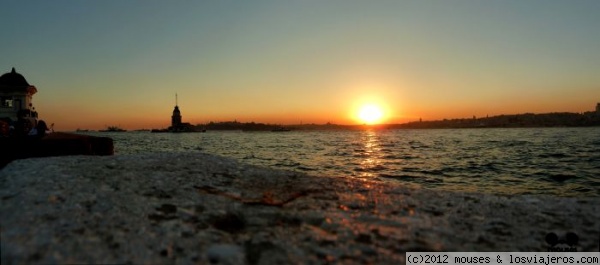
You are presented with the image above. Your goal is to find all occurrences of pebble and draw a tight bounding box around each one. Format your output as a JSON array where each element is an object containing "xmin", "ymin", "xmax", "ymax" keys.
[{"xmin": 205, "ymin": 244, "xmax": 244, "ymax": 265}]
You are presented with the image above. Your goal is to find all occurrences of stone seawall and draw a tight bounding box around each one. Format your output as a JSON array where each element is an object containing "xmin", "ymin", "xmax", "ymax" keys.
[
  {"xmin": 1, "ymin": 153, "xmax": 598, "ymax": 264},
  {"xmin": 0, "ymin": 132, "xmax": 114, "ymax": 168}
]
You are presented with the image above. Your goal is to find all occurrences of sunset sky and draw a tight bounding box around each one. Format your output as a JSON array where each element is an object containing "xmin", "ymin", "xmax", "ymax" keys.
[{"xmin": 1, "ymin": 1, "xmax": 599, "ymax": 130}]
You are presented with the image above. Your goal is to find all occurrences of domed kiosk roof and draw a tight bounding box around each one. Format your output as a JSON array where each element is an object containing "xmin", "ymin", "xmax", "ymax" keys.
[
  {"xmin": 0, "ymin": 68, "xmax": 30, "ymax": 87},
  {"xmin": 0, "ymin": 67, "xmax": 36, "ymax": 94}
]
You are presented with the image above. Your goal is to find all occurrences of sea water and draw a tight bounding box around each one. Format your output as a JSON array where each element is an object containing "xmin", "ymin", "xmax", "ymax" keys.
[{"xmin": 84, "ymin": 127, "xmax": 600, "ymax": 197}]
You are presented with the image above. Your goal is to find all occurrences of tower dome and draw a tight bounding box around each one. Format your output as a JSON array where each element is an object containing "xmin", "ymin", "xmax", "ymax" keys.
[{"xmin": 0, "ymin": 68, "xmax": 35, "ymax": 93}]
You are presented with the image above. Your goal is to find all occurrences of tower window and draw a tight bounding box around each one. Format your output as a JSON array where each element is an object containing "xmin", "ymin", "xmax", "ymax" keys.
[{"xmin": 1, "ymin": 97, "xmax": 12, "ymax": 107}]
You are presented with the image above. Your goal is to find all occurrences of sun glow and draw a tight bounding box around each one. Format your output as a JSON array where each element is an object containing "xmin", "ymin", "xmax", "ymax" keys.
[{"xmin": 358, "ymin": 104, "xmax": 384, "ymax": 124}]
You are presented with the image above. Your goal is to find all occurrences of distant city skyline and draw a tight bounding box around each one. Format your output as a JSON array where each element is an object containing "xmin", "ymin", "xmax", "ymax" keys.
[{"xmin": 1, "ymin": 1, "xmax": 599, "ymax": 131}]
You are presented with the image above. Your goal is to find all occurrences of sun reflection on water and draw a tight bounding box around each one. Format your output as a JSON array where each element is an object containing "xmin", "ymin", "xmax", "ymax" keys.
[{"xmin": 356, "ymin": 130, "xmax": 387, "ymax": 179}]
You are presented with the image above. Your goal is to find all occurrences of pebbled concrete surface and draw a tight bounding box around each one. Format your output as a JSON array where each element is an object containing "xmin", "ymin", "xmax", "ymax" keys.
[{"xmin": 1, "ymin": 152, "xmax": 599, "ymax": 264}]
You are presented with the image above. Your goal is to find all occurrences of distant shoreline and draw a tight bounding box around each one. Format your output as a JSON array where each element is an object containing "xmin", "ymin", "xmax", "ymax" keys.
[
  {"xmin": 68, "ymin": 110, "xmax": 600, "ymax": 132},
  {"xmin": 70, "ymin": 125, "xmax": 600, "ymax": 133}
]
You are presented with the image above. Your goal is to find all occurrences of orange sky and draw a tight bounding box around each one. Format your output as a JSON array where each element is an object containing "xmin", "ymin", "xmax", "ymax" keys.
[{"xmin": 2, "ymin": 1, "xmax": 599, "ymax": 131}]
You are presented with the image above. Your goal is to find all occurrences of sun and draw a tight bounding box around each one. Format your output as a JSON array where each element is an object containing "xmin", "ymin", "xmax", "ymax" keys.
[{"xmin": 358, "ymin": 104, "xmax": 384, "ymax": 124}]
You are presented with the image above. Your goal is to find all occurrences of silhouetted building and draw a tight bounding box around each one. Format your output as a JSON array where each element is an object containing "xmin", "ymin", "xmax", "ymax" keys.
[
  {"xmin": 596, "ymin": 103, "xmax": 600, "ymax": 114},
  {"xmin": 0, "ymin": 68, "xmax": 38, "ymax": 122},
  {"xmin": 171, "ymin": 105, "xmax": 182, "ymax": 127},
  {"xmin": 168, "ymin": 96, "xmax": 194, "ymax": 132}
]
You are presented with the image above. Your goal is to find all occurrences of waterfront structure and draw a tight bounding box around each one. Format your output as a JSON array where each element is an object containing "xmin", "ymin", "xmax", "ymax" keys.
[
  {"xmin": 0, "ymin": 68, "xmax": 38, "ymax": 122},
  {"xmin": 168, "ymin": 94, "xmax": 195, "ymax": 132},
  {"xmin": 171, "ymin": 105, "xmax": 182, "ymax": 128},
  {"xmin": 596, "ymin": 103, "xmax": 600, "ymax": 114}
]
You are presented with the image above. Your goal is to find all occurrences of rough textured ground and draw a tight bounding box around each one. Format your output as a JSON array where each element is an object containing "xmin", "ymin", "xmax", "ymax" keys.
[{"xmin": 1, "ymin": 153, "xmax": 598, "ymax": 264}]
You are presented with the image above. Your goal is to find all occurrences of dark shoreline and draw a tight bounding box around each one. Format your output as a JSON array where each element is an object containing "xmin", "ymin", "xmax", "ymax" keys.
[
  {"xmin": 0, "ymin": 132, "xmax": 113, "ymax": 168},
  {"xmin": 190, "ymin": 112, "xmax": 600, "ymax": 131}
]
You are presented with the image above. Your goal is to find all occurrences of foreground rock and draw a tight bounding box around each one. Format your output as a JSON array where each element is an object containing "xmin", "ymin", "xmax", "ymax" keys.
[{"xmin": 1, "ymin": 153, "xmax": 598, "ymax": 264}]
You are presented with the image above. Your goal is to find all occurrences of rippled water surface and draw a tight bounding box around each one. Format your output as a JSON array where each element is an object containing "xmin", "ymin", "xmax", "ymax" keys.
[{"xmin": 86, "ymin": 128, "xmax": 600, "ymax": 197}]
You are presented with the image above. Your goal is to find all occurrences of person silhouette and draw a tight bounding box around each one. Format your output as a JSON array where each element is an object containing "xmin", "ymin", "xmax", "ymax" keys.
[{"xmin": 35, "ymin": 120, "xmax": 49, "ymax": 138}]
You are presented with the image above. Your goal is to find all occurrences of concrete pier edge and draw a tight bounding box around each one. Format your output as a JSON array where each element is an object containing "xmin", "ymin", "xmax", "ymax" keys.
[
  {"xmin": 0, "ymin": 132, "xmax": 114, "ymax": 168},
  {"xmin": 1, "ymin": 152, "xmax": 598, "ymax": 264}
]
